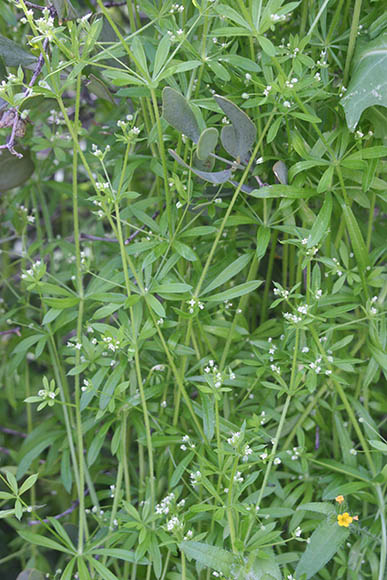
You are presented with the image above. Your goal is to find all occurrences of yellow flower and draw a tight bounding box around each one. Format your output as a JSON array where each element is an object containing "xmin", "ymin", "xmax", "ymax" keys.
[
  {"xmin": 335, "ymin": 495, "xmax": 344, "ymax": 504},
  {"xmin": 337, "ymin": 513, "xmax": 353, "ymax": 527}
]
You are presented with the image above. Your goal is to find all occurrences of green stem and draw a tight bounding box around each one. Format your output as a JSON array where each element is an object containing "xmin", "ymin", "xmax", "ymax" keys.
[
  {"xmin": 150, "ymin": 88, "xmax": 173, "ymax": 237},
  {"xmin": 72, "ymin": 74, "xmax": 86, "ymax": 552},
  {"xmin": 343, "ymin": 0, "xmax": 362, "ymax": 86},
  {"xmin": 260, "ymin": 229, "xmax": 279, "ymax": 323}
]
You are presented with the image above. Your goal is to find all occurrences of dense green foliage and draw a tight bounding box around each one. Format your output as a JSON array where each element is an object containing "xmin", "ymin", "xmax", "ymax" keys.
[{"xmin": 0, "ymin": 0, "xmax": 386, "ymax": 579}]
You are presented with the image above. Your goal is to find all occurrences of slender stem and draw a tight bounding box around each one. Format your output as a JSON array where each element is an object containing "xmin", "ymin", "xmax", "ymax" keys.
[
  {"xmin": 72, "ymin": 74, "xmax": 86, "ymax": 552},
  {"xmin": 343, "ymin": 0, "xmax": 362, "ymax": 86},
  {"xmin": 150, "ymin": 88, "xmax": 172, "ymax": 237}
]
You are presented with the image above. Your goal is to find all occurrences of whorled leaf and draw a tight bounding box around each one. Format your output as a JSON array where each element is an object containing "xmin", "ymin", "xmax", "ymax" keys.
[
  {"xmin": 162, "ymin": 87, "xmax": 200, "ymax": 143},
  {"xmin": 0, "ymin": 34, "xmax": 37, "ymax": 68},
  {"xmin": 86, "ymin": 74, "xmax": 115, "ymax": 103},
  {"xmin": 341, "ymin": 31, "xmax": 387, "ymax": 130},
  {"xmin": 197, "ymin": 127, "xmax": 219, "ymax": 161},
  {"xmin": 169, "ymin": 149, "xmax": 232, "ymax": 184},
  {"xmin": 214, "ymin": 94, "xmax": 256, "ymax": 160},
  {"xmin": 0, "ymin": 148, "xmax": 34, "ymax": 192}
]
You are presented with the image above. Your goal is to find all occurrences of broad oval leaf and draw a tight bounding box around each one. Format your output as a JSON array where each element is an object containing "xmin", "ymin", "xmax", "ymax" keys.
[
  {"xmin": 16, "ymin": 570, "xmax": 45, "ymax": 580},
  {"xmin": 162, "ymin": 87, "xmax": 200, "ymax": 143},
  {"xmin": 272, "ymin": 161, "xmax": 288, "ymax": 184},
  {"xmin": 0, "ymin": 34, "xmax": 37, "ymax": 68},
  {"xmin": 295, "ymin": 519, "xmax": 349, "ymax": 579},
  {"xmin": 341, "ymin": 31, "xmax": 387, "ymax": 130},
  {"xmin": 214, "ymin": 94, "xmax": 256, "ymax": 160},
  {"xmin": 197, "ymin": 127, "xmax": 219, "ymax": 161},
  {"xmin": 179, "ymin": 541, "xmax": 236, "ymax": 576},
  {"xmin": 0, "ymin": 148, "xmax": 34, "ymax": 192}
]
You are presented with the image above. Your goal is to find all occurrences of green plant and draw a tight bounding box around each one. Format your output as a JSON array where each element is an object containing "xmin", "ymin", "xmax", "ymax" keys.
[{"xmin": 0, "ymin": 0, "xmax": 386, "ymax": 579}]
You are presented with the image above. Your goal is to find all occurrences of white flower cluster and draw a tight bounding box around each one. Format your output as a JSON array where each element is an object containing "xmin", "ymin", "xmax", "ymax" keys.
[
  {"xmin": 287, "ymin": 447, "xmax": 301, "ymax": 461},
  {"xmin": 190, "ymin": 470, "xmax": 202, "ymax": 487},
  {"xmin": 204, "ymin": 360, "xmax": 224, "ymax": 389},
  {"xmin": 170, "ymin": 3, "xmax": 184, "ymax": 13},
  {"xmin": 180, "ymin": 434, "xmax": 195, "ymax": 451},
  {"xmin": 187, "ymin": 297, "xmax": 204, "ymax": 314},
  {"xmin": 273, "ymin": 286, "xmax": 289, "ymax": 299},
  {"xmin": 155, "ymin": 492, "xmax": 175, "ymax": 515},
  {"xmin": 21, "ymin": 259, "xmax": 43, "ymax": 280},
  {"xmin": 242, "ymin": 444, "xmax": 253, "ymax": 462},
  {"xmin": 270, "ymin": 13, "xmax": 287, "ymax": 22},
  {"xmin": 37, "ymin": 388, "xmax": 56, "ymax": 400},
  {"xmin": 102, "ymin": 336, "xmax": 120, "ymax": 353},
  {"xmin": 166, "ymin": 515, "xmax": 183, "ymax": 531},
  {"xmin": 227, "ymin": 431, "xmax": 241, "ymax": 447}
]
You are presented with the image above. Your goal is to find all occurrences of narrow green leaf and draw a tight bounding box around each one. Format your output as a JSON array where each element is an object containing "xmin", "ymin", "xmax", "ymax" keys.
[
  {"xmin": 131, "ymin": 36, "xmax": 148, "ymax": 76},
  {"xmin": 368, "ymin": 440, "xmax": 387, "ymax": 453},
  {"xmin": 19, "ymin": 474, "xmax": 38, "ymax": 495},
  {"xmin": 256, "ymin": 226, "xmax": 271, "ymax": 259},
  {"xmin": 88, "ymin": 548, "xmax": 149, "ymax": 565},
  {"xmin": 6, "ymin": 471, "xmax": 18, "ymax": 494},
  {"xmin": 204, "ymin": 280, "xmax": 262, "ymax": 302},
  {"xmin": 257, "ymin": 35, "xmax": 277, "ymax": 56},
  {"xmin": 12, "ymin": 334, "xmax": 43, "ymax": 355},
  {"xmin": 153, "ymin": 35, "xmax": 171, "ymax": 79},
  {"xmin": 170, "ymin": 451, "xmax": 195, "ymax": 487},
  {"xmin": 89, "ymin": 558, "xmax": 120, "ymax": 580},
  {"xmin": 201, "ymin": 394, "xmax": 215, "ymax": 441},
  {"xmin": 307, "ymin": 192, "xmax": 332, "ymax": 248},
  {"xmin": 341, "ymin": 203, "xmax": 369, "ymax": 275},
  {"xmin": 173, "ymin": 240, "xmax": 198, "ymax": 261},
  {"xmin": 145, "ymin": 294, "xmax": 166, "ymax": 318},
  {"xmin": 248, "ymin": 185, "xmax": 317, "ymax": 199},
  {"xmin": 202, "ymin": 253, "xmax": 252, "ymax": 295},
  {"xmin": 18, "ymin": 530, "xmax": 74, "ymax": 554}
]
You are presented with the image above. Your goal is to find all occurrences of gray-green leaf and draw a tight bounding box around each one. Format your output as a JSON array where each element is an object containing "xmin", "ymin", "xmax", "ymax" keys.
[
  {"xmin": 197, "ymin": 127, "xmax": 219, "ymax": 161},
  {"xmin": 295, "ymin": 519, "xmax": 349, "ymax": 579},
  {"xmin": 341, "ymin": 31, "xmax": 387, "ymax": 130},
  {"xmin": 162, "ymin": 87, "xmax": 200, "ymax": 143},
  {"xmin": 214, "ymin": 94, "xmax": 256, "ymax": 160},
  {"xmin": 169, "ymin": 149, "xmax": 232, "ymax": 184},
  {"xmin": 0, "ymin": 34, "xmax": 37, "ymax": 68},
  {"xmin": 0, "ymin": 149, "xmax": 34, "ymax": 192}
]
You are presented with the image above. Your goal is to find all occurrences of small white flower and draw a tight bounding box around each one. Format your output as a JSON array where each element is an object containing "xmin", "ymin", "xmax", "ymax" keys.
[{"xmin": 274, "ymin": 457, "xmax": 281, "ymax": 465}]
